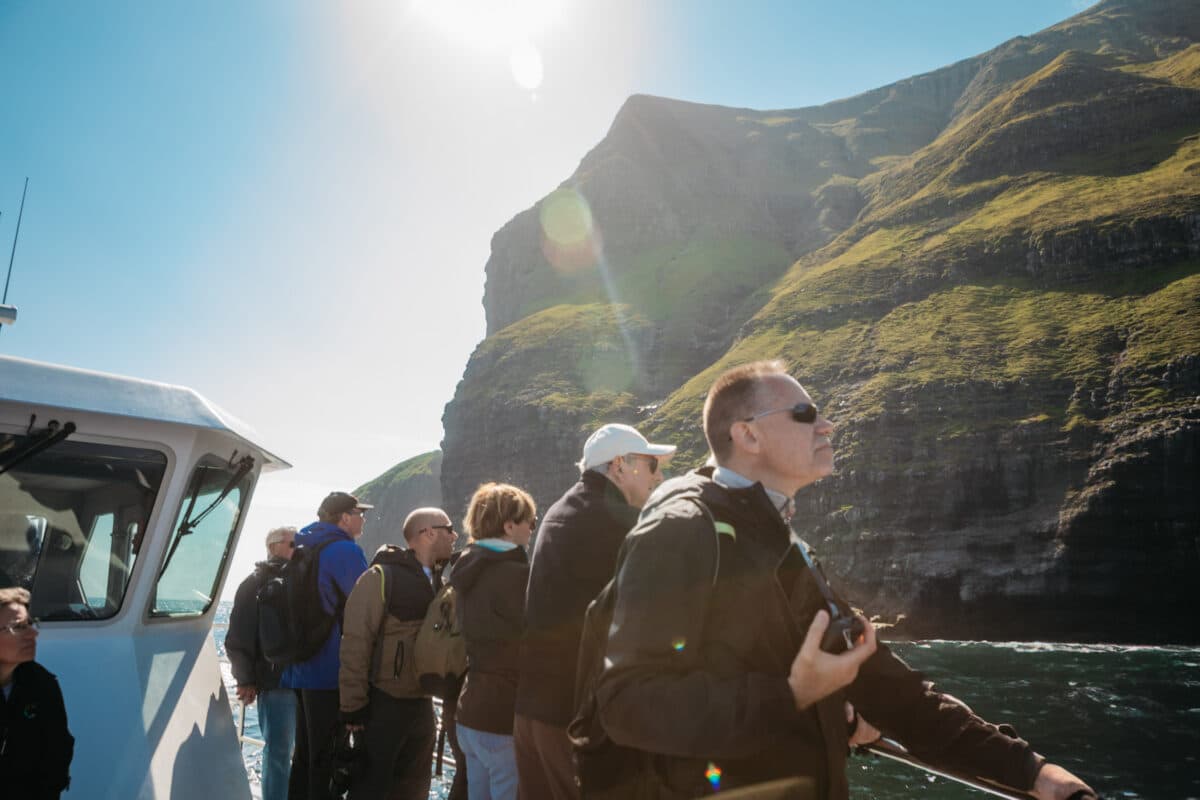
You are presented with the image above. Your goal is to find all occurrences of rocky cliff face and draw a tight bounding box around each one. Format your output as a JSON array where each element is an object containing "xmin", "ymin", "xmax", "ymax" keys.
[{"xmin": 365, "ymin": 0, "xmax": 1200, "ymax": 643}]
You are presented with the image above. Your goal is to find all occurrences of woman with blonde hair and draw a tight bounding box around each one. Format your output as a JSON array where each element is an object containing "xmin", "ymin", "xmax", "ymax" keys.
[{"xmin": 449, "ymin": 482, "xmax": 537, "ymax": 800}]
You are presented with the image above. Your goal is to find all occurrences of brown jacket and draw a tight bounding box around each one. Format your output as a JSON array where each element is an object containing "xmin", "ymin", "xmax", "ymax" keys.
[{"xmin": 339, "ymin": 546, "xmax": 438, "ymax": 718}]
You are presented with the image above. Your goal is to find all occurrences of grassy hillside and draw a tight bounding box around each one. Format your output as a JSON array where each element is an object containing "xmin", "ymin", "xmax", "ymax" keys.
[
  {"xmin": 366, "ymin": 0, "xmax": 1200, "ymax": 641},
  {"xmin": 644, "ymin": 38, "xmax": 1200, "ymax": 467}
]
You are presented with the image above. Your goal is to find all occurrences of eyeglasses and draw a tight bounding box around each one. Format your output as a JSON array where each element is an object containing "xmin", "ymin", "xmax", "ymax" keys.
[
  {"xmin": 270, "ymin": 539, "xmax": 296, "ymax": 549},
  {"xmin": 742, "ymin": 402, "xmax": 819, "ymax": 425},
  {"xmin": 629, "ymin": 455, "xmax": 659, "ymax": 474},
  {"xmin": 429, "ymin": 524, "xmax": 455, "ymax": 535},
  {"xmin": 345, "ymin": 509, "xmax": 366, "ymax": 518},
  {"xmin": 2, "ymin": 618, "xmax": 38, "ymax": 636}
]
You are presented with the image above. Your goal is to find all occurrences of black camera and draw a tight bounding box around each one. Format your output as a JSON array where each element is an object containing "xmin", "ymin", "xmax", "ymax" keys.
[{"xmin": 820, "ymin": 610, "xmax": 866, "ymax": 654}]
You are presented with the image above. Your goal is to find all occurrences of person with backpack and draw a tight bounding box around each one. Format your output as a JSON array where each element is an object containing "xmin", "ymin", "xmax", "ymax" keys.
[
  {"xmin": 577, "ymin": 360, "xmax": 1095, "ymax": 800},
  {"xmin": 225, "ymin": 526, "xmax": 297, "ymax": 800},
  {"xmin": 449, "ymin": 482, "xmax": 537, "ymax": 800},
  {"xmin": 338, "ymin": 506, "xmax": 457, "ymax": 800},
  {"xmin": 283, "ymin": 491, "xmax": 371, "ymax": 800},
  {"xmin": 514, "ymin": 423, "xmax": 676, "ymax": 800}
]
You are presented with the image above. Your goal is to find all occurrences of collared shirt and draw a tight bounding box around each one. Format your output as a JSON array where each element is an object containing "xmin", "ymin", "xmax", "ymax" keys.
[{"xmin": 712, "ymin": 465, "xmax": 796, "ymax": 522}]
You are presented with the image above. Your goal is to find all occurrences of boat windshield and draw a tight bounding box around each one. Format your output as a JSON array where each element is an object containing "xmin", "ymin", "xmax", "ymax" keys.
[
  {"xmin": 152, "ymin": 454, "xmax": 252, "ymax": 618},
  {"xmin": 0, "ymin": 434, "xmax": 167, "ymax": 620}
]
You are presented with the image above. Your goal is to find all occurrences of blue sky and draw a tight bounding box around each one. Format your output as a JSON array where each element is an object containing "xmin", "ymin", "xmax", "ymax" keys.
[{"xmin": 0, "ymin": 0, "xmax": 1094, "ymax": 593}]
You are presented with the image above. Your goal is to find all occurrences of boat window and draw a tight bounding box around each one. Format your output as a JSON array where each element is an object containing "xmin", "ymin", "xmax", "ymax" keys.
[
  {"xmin": 0, "ymin": 436, "xmax": 167, "ymax": 620},
  {"xmin": 152, "ymin": 455, "xmax": 251, "ymax": 618}
]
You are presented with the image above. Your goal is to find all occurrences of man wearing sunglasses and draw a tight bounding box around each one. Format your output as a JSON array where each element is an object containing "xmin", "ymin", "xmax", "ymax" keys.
[
  {"xmin": 584, "ymin": 360, "xmax": 1094, "ymax": 800},
  {"xmin": 515, "ymin": 423, "xmax": 676, "ymax": 800},
  {"xmin": 283, "ymin": 491, "xmax": 371, "ymax": 800},
  {"xmin": 226, "ymin": 526, "xmax": 297, "ymax": 800},
  {"xmin": 338, "ymin": 506, "xmax": 457, "ymax": 800}
]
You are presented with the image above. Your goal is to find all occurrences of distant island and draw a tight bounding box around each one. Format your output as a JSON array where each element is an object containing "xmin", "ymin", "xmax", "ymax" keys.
[{"xmin": 360, "ymin": 0, "xmax": 1200, "ymax": 645}]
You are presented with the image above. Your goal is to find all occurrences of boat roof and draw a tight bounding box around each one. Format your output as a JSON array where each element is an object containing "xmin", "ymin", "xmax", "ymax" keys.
[{"xmin": 0, "ymin": 354, "xmax": 290, "ymax": 470}]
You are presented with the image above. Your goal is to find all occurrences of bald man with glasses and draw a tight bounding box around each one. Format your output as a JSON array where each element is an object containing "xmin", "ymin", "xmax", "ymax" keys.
[{"xmin": 338, "ymin": 506, "xmax": 457, "ymax": 800}]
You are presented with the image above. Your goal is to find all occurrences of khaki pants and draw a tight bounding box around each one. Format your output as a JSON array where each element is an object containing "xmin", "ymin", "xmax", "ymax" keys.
[{"xmin": 513, "ymin": 714, "xmax": 580, "ymax": 800}]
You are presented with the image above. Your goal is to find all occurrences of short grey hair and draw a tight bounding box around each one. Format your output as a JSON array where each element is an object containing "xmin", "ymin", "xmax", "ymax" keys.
[{"xmin": 265, "ymin": 526, "xmax": 297, "ymax": 549}]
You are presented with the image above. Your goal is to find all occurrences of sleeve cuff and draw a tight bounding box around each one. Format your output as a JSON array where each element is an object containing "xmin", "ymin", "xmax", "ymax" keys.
[{"xmin": 339, "ymin": 705, "xmax": 370, "ymax": 724}]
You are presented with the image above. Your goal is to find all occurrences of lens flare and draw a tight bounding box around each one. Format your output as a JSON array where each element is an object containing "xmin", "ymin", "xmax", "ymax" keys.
[
  {"xmin": 705, "ymin": 763, "xmax": 722, "ymax": 790},
  {"xmin": 540, "ymin": 187, "xmax": 598, "ymax": 272},
  {"xmin": 580, "ymin": 339, "xmax": 634, "ymax": 395}
]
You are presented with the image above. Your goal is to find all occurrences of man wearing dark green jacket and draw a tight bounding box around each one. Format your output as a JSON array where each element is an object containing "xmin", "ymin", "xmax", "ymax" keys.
[{"xmin": 589, "ymin": 360, "xmax": 1095, "ymax": 800}]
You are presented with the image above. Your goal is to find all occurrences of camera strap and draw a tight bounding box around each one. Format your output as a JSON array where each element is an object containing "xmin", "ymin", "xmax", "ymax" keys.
[{"xmin": 789, "ymin": 534, "xmax": 850, "ymax": 619}]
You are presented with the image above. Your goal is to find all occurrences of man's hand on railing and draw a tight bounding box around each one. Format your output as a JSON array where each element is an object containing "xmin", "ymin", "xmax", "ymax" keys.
[{"xmin": 235, "ymin": 684, "xmax": 257, "ymax": 705}]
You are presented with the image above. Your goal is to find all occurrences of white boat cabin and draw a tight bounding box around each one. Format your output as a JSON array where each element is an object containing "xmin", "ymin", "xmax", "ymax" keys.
[{"xmin": 0, "ymin": 354, "xmax": 288, "ymax": 799}]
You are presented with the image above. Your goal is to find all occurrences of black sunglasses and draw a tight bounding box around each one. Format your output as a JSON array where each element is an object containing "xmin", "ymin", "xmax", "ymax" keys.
[
  {"xmin": 628, "ymin": 455, "xmax": 659, "ymax": 474},
  {"xmin": 742, "ymin": 402, "xmax": 819, "ymax": 425},
  {"xmin": 429, "ymin": 524, "xmax": 455, "ymax": 534}
]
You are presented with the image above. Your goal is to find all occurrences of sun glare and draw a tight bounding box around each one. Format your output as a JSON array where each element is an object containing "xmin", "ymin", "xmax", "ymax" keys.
[
  {"xmin": 410, "ymin": 0, "xmax": 563, "ymax": 49},
  {"xmin": 510, "ymin": 40, "xmax": 544, "ymax": 90},
  {"xmin": 409, "ymin": 0, "xmax": 560, "ymax": 91}
]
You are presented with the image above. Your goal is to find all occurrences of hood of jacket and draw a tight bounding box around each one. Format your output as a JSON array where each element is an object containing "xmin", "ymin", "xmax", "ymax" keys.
[
  {"xmin": 451, "ymin": 540, "xmax": 528, "ymax": 594},
  {"xmin": 368, "ymin": 542, "xmax": 435, "ymax": 579}
]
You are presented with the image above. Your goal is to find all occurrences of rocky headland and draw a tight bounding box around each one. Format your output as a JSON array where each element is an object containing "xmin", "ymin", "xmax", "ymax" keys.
[{"xmin": 364, "ymin": 0, "xmax": 1200, "ymax": 643}]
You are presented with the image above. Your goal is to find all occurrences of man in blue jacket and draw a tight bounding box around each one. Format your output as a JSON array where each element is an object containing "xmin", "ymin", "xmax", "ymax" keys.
[{"xmin": 285, "ymin": 491, "xmax": 371, "ymax": 800}]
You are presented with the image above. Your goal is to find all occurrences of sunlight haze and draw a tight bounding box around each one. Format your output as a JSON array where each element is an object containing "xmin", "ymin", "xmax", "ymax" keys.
[{"xmin": 0, "ymin": 0, "xmax": 1091, "ymax": 596}]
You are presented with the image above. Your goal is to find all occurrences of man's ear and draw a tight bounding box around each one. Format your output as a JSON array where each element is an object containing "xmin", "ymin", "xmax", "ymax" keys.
[{"xmin": 731, "ymin": 420, "xmax": 761, "ymax": 454}]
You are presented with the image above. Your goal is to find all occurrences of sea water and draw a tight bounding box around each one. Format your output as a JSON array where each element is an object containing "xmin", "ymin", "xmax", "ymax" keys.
[{"xmin": 213, "ymin": 603, "xmax": 1200, "ymax": 799}]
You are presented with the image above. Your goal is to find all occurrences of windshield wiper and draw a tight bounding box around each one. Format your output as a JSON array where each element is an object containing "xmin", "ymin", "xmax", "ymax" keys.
[
  {"xmin": 158, "ymin": 454, "xmax": 255, "ymax": 578},
  {"xmin": 0, "ymin": 419, "xmax": 77, "ymax": 477}
]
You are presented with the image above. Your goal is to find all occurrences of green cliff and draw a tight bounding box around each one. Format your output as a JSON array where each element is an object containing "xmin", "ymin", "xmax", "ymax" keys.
[{"xmin": 375, "ymin": 0, "xmax": 1200, "ymax": 642}]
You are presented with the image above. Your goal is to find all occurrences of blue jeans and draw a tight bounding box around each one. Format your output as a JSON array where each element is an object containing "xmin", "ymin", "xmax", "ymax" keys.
[
  {"xmin": 457, "ymin": 724, "xmax": 518, "ymax": 800},
  {"xmin": 257, "ymin": 688, "xmax": 297, "ymax": 800}
]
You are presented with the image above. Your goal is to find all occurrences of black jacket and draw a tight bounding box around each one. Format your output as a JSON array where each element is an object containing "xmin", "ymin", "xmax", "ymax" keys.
[
  {"xmin": 593, "ymin": 469, "xmax": 1044, "ymax": 800},
  {"xmin": 516, "ymin": 470, "xmax": 639, "ymax": 726},
  {"xmin": 226, "ymin": 558, "xmax": 288, "ymax": 691},
  {"xmin": 451, "ymin": 541, "xmax": 529, "ymax": 734},
  {"xmin": 0, "ymin": 661, "xmax": 74, "ymax": 799},
  {"xmin": 373, "ymin": 545, "xmax": 440, "ymax": 620}
]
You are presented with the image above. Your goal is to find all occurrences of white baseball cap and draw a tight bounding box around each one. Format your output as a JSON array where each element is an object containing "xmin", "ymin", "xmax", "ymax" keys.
[{"xmin": 578, "ymin": 423, "xmax": 677, "ymax": 473}]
